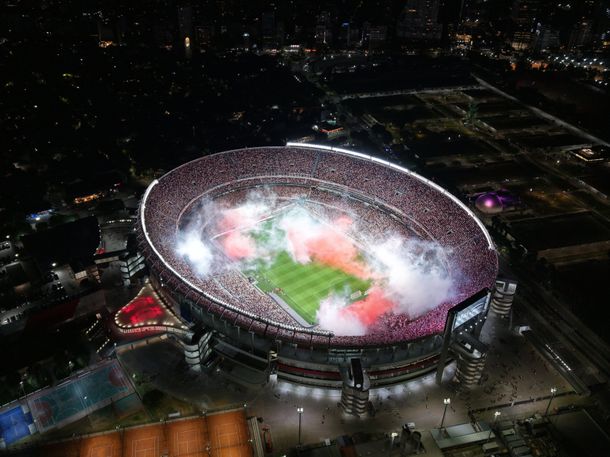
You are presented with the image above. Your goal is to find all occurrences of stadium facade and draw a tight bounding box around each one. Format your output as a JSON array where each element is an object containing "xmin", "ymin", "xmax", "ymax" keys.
[{"xmin": 137, "ymin": 144, "xmax": 498, "ymax": 409}]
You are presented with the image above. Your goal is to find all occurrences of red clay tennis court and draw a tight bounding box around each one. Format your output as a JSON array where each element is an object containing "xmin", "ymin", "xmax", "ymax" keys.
[
  {"xmin": 41, "ymin": 409, "xmax": 253, "ymax": 457},
  {"xmin": 122, "ymin": 424, "xmax": 164, "ymax": 457}
]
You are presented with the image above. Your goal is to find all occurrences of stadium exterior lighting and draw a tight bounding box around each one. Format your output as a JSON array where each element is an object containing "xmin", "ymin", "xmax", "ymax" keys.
[
  {"xmin": 440, "ymin": 397, "xmax": 451, "ymax": 431},
  {"xmin": 545, "ymin": 387, "xmax": 557, "ymax": 417},
  {"xmin": 297, "ymin": 407, "xmax": 304, "ymax": 445},
  {"xmin": 487, "ymin": 411, "xmax": 501, "ymax": 442}
]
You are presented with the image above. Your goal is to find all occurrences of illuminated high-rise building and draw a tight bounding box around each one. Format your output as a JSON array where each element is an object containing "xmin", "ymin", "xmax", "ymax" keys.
[{"xmin": 510, "ymin": 0, "xmax": 540, "ymax": 50}]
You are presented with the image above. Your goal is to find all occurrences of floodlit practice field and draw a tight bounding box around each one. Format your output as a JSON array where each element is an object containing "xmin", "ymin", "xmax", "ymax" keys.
[{"xmin": 247, "ymin": 251, "xmax": 371, "ymax": 324}]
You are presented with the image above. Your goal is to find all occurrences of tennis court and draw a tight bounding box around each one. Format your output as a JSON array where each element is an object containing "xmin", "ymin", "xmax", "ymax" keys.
[
  {"xmin": 123, "ymin": 424, "xmax": 163, "ymax": 457},
  {"xmin": 42, "ymin": 409, "xmax": 252, "ymax": 457},
  {"xmin": 167, "ymin": 417, "xmax": 209, "ymax": 456},
  {"xmin": 207, "ymin": 410, "xmax": 252, "ymax": 457},
  {"xmin": 0, "ymin": 404, "xmax": 35, "ymax": 446}
]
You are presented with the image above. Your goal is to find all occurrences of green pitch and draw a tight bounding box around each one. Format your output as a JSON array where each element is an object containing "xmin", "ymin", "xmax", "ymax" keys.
[{"xmin": 246, "ymin": 251, "xmax": 371, "ymax": 324}]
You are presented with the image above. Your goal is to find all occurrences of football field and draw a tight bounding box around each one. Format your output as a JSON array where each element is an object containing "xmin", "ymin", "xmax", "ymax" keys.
[{"xmin": 248, "ymin": 251, "xmax": 371, "ymax": 324}]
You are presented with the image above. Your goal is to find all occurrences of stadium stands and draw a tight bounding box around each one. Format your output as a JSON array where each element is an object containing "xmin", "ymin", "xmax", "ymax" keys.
[{"xmin": 138, "ymin": 145, "xmax": 497, "ymax": 348}]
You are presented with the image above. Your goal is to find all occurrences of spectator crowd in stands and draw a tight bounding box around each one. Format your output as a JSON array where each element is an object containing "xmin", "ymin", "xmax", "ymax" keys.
[{"xmin": 139, "ymin": 146, "xmax": 498, "ymax": 347}]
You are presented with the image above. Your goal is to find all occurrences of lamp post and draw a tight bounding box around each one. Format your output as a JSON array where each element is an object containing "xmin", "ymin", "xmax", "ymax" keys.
[
  {"xmin": 544, "ymin": 387, "xmax": 557, "ymax": 417},
  {"xmin": 389, "ymin": 431, "xmax": 398, "ymax": 456},
  {"xmin": 297, "ymin": 407, "xmax": 304, "ymax": 446},
  {"xmin": 487, "ymin": 411, "xmax": 501, "ymax": 442},
  {"xmin": 440, "ymin": 398, "xmax": 451, "ymax": 431}
]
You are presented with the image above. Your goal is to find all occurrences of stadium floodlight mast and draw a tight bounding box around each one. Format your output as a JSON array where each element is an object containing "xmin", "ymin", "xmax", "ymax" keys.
[
  {"xmin": 440, "ymin": 398, "xmax": 451, "ymax": 431},
  {"xmin": 487, "ymin": 411, "xmax": 501, "ymax": 442},
  {"xmin": 544, "ymin": 387, "xmax": 558, "ymax": 417},
  {"xmin": 297, "ymin": 407, "xmax": 304, "ymax": 446}
]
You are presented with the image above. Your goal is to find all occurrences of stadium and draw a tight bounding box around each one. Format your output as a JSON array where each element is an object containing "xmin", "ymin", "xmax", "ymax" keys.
[{"xmin": 137, "ymin": 143, "xmax": 498, "ymax": 389}]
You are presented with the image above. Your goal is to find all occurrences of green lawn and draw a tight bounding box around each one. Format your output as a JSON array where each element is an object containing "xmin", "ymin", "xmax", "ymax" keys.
[{"xmin": 246, "ymin": 251, "xmax": 371, "ymax": 324}]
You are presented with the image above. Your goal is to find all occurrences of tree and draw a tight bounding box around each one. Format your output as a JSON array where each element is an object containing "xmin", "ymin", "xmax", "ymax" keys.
[
  {"xmin": 142, "ymin": 389, "xmax": 164, "ymax": 410},
  {"xmin": 465, "ymin": 102, "xmax": 478, "ymax": 125}
]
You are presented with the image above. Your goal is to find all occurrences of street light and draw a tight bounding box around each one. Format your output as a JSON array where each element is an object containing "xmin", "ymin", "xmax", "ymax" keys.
[
  {"xmin": 544, "ymin": 387, "xmax": 557, "ymax": 417},
  {"xmin": 389, "ymin": 431, "xmax": 399, "ymax": 456},
  {"xmin": 487, "ymin": 411, "xmax": 501, "ymax": 442},
  {"xmin": 440, "ymin": 398, "xmax": 451, "ymax": 431},
  {"xmin": 297, "ymin": 407, "xmax": 304, "ymax": 446}
]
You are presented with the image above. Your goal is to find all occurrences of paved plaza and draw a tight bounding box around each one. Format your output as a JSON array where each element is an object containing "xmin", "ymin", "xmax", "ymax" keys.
[{"xmin": 117, "ymin": 312, "xmax": 581, "ymax": 455}]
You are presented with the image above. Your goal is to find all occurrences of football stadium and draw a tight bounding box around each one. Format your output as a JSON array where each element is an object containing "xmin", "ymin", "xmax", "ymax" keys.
[{"xmin": 137, "ymin": 143, "xmax": 498, "ymax": 391}]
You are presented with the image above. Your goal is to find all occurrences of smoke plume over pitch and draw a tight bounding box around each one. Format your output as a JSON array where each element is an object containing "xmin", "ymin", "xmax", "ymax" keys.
[{"xmin": 176, "ymin": 189, "xmax": 455, "ymax": 336}]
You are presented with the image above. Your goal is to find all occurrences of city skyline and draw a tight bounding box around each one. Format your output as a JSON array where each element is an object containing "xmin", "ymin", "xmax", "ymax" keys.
[{"xmin": 0, "ymin": 1, "xmax": 609, "ymax": 456}]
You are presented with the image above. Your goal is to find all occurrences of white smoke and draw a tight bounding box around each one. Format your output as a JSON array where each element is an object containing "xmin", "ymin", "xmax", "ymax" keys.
[
  {"xmin": 175, "ymin": 188, "xmax": 455, "ymax": 336},
  {"xmin": 316, "ymin": 294, "xmax": 367, "ymax": 336},
  {"xmin": 277, "ymin": 206, "xmax": 321, "ymax": 263},
  {"xmin": 176, "ymin": 231, "xmax": 214, "ymax": 276},
  {"xmin": 371, "ymin": 237, "xmax": 453, "ymax": 319}
]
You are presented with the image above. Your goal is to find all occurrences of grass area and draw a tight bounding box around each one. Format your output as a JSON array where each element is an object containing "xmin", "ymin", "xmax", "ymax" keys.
[{"xmin": 246, "ymin": 251, "xmax": 371, "ymax": 324}]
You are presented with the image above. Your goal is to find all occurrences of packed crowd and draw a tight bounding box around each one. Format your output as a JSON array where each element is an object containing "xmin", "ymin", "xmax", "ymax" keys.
[{"xmin": 139, "ymin": 146, "xmax": 498, "ymax": 347}]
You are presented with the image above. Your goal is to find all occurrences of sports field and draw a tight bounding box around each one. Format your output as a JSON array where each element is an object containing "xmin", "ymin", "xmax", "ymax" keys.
[
  {"xmin": 27, "ymin": 360, "xmax": 133, "ymax": 433},
  {"xmin": 216, "ymin": 205, "xmax": 373, "ymax": 325},
  {"xmin": 0, "ymin": 404, "xmax": 35, "ymax": 446},
  {"xmin": 247, "ymin": 251, "xmax": 370, "ymax": 324},
  {"xmin": 42, "ymin": 409, "xmax": 252, "ymax": 457}
]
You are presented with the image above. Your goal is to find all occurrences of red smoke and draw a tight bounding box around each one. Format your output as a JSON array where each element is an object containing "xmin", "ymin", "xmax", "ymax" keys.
[
  {"xmin": 216, "ymin": 207, "xmax": 396, "ymax": 329},
  {"xmin": 218, "ymin": 206, "xmax": 264, "ymax": 232},
  {"xmin": 341, "ymin": 287, "xmax": 394, "ymax": 326},
  {"xmin": 286, "ymin": 216, "xmax": 370, "ymax": 279},
  {"xmin": 222, "ymin": 231, "xmax": 256, "ymax": 259},
  {"xmin": 217, "ymin": 206, "xmax": 265, "ymax": 259}
]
